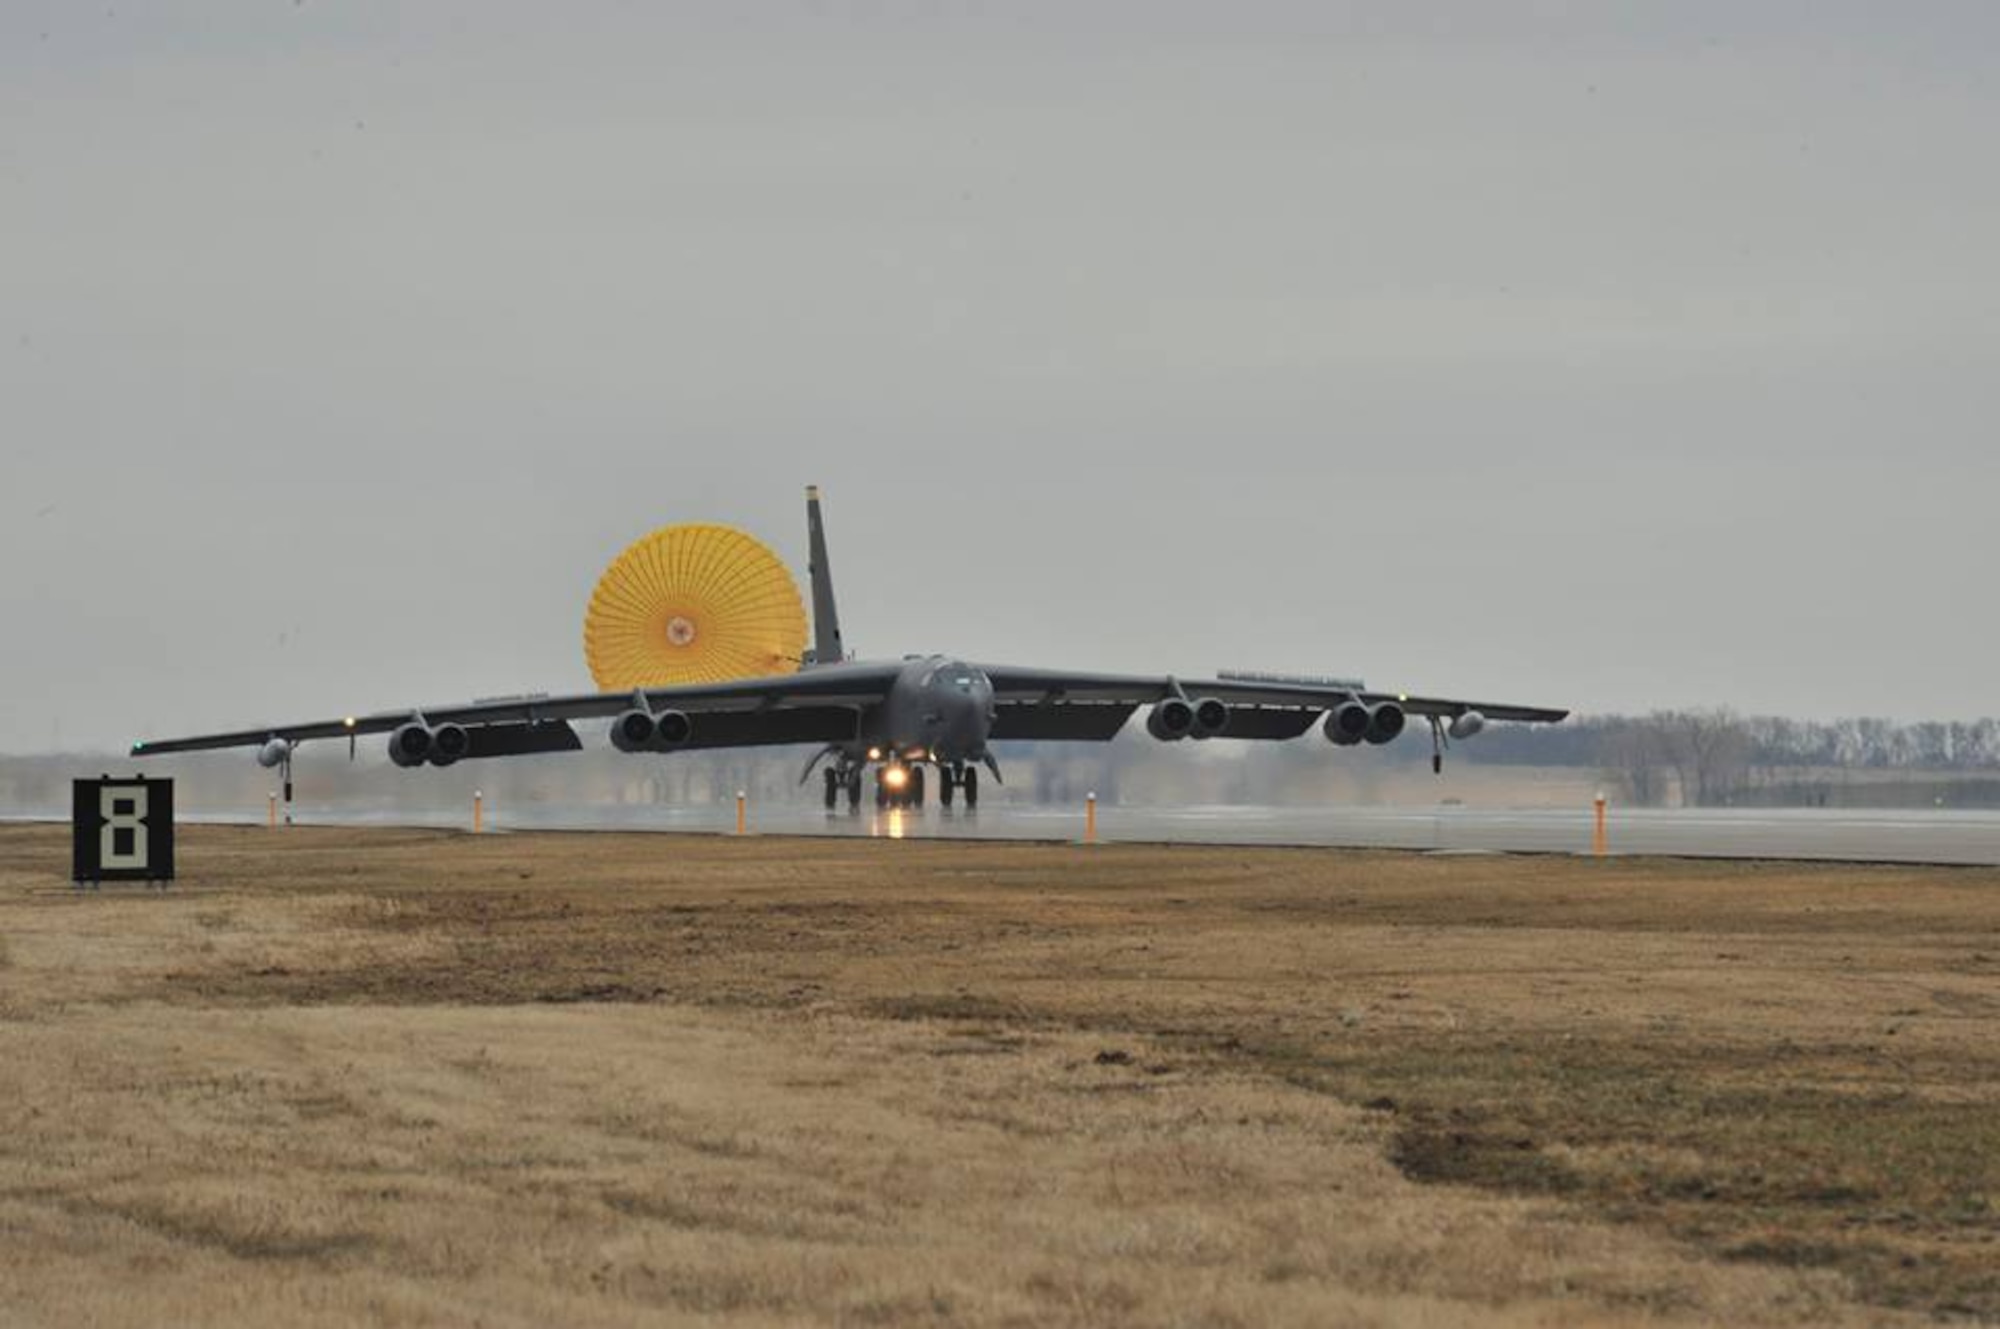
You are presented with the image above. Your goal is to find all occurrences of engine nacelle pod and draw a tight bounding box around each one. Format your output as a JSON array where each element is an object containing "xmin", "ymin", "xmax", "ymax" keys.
[
  {"xmin": 1324, "ymin": 700, "xmax": 1371, "ymax": 746},
  {"xmin": 1448, "ymin": 710, "xmax": 1486, "ymax": 741},
  {"xmin": 387, "ymin": 723, "xmax": 433, "ymax": 768},
  {"xmin": 1146, "ymin": 698, "xmax": 1196, "ymax": 741},
  {"xmin": 610, "ymin": 709, "xmax": 658, "ymax": 753},
  {"xmin": 431, "ymin": 723, "xmax": 471, "ymax": 767},
  {"xmin": 1190, "ymin": 697, "xmax": 1230, "ymax": 739},
  {"xmin": 1365, "ymin": 702, "xmax": 1406, "ymax": 746},
  {"xmin": 654, "ymin": 710, "xmax": 693, "ymax": 750},
  {"xmin": 256, "ymin": 738, "xmax": 293, "ymax": 769}
]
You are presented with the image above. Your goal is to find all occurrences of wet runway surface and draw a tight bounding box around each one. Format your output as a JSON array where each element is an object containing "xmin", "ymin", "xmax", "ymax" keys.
[{"xmin": 109, "ymin": 802, "xmax": 2000, "ymax": 865}]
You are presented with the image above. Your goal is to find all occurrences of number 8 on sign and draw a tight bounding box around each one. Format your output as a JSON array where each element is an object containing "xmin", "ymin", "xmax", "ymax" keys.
[
  {"xmin": 100, "ymin": 785, "xmax": 149, "ymax": 872},
  {"xmin": 72, "ymin": 777, "xmax": 174, "ymax": 888}
]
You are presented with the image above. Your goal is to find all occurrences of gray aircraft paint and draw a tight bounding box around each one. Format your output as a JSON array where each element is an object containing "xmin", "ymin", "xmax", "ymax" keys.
[{"xmin": 805, "ymin": 486, "xmax": 845, "ymax": 669}]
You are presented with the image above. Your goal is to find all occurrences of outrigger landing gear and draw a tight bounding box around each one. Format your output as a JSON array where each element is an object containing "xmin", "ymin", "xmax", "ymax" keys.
[{"xmin": 961, "ymin": 765, "xmax": 979, "ymax": 809}]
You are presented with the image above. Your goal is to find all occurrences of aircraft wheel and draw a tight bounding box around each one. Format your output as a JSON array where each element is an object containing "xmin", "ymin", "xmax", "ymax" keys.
[
  {"xmin": 823, "ymin": 767, "xmax": 839, "ymax": 810},
  {"xmin": 910, "ymin": 767, "xmax": 925, "ymax": 807},
  {"xmin": 939, "ymin": 767, "xmax": 955, "ymax": 808},
  {"xmin": 963, "ymin": 767, "xmax": 979, "ymax": 809},
  {"xmin": 846, "ymin": 770, "xmax": 862, "ymax": 812},
  {"xmin": 875, "ymin": 772, "xmax": 888, "ymax": 809}
]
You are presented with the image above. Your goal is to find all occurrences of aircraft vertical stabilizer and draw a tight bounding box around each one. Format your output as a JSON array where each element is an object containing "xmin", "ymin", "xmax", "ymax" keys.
[{"xmin": 805, "ymin": 485, "xmax": 845, "ymax": 664}]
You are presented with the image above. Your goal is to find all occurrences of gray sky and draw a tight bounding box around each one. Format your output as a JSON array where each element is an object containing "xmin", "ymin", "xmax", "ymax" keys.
[{"xmin": 4, "ymin": 2, "xmax": 1997, "ymax": 751}]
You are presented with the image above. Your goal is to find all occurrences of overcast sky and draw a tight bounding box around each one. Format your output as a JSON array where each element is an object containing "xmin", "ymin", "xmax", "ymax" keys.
[{"xmin": 3, "ymin": 2, "xmax": 1996, "ymax": 751}]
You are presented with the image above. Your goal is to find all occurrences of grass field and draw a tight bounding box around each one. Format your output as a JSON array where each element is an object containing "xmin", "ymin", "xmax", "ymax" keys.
[{"xmin": 2, "ymin": 824, "xmax": 1997, "ymax": 1326}]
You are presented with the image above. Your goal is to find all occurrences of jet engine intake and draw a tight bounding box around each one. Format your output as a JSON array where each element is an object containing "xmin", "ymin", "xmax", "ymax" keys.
[
  {"xmin": 431, "ymin": 723, "xmax": 471, "ymax": 767},
  {"xmin": 653, "ymin": 709, "xmax": 693, "ymax": 749},
  {"xmin": 1190, "ymin": 697, "xmax": 1230, "ymax": 739},
  {"xmin": 1448, "ymin": 710, "xmax": 1487, "ymax": 741},
  {"xmin": 1147, "ymin": 698, "xmax": 1196, "ymax": 741},
  {"xmin": 387, "ymin": 723, "xmax": 433, "ymax": 768},
  {"xmin": 1324, "ymin": 700, "xmax": 1371, "ymax": 746},
  {"xmin": 1365, "ymin": 701, "xmax": 1406, "ymax": 746},
  {"xmin": 256, "ymin": 738, "xmax": 293, "ymax": 769},
  {"xmin": 610, "ymin": 709, "xmax": 657, "ymax": 753}
]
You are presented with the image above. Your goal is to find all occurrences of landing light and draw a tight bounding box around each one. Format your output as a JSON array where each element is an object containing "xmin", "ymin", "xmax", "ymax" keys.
[
  {"xmin": 867, "ymin": 747, "xmax": 882, "ymax": 760},
  {"xmin": 343, "ymin": 717, "xmax": 357, "ymax": 728},
  {"xmin": 883, "ymin": 766, "xmax": 909, "ymax": 790}
]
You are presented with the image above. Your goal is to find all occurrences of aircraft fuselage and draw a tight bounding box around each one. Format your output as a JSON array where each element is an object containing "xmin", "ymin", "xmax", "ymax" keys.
[{"xmin": 851, "ymin": 656, "xmax": 995, "ymax": 765}]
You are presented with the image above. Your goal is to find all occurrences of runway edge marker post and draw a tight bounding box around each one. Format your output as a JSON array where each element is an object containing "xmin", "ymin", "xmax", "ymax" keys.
[{"xmin": 1594, "ymin": 791, "xmax": 1608, "ymax": 857}]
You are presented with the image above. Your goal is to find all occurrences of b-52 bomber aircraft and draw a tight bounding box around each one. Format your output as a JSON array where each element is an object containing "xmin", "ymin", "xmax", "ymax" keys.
[{"xmin": 134, "ymin": 487, "xmax": 1567, "ymax": 811}]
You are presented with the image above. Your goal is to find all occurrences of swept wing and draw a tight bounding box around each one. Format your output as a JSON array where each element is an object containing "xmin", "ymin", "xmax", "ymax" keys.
[
  {"xmin": 131, "ymin": 662, "xmax": 904, "ymax": 756},
  {"xmin": 980, "ymin": 663, "xmax": 1565, "ymax": 741}
]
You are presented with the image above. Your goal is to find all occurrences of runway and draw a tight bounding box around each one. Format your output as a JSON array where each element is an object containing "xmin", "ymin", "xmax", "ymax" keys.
[{"xmin": 130, "ymin": 801, "xmax": 2000, "ymax": 865}]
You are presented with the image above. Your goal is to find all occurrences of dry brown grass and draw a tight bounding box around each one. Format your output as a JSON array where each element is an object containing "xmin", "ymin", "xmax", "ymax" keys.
[{"xmin": 2, "ymin": 824, "xmax": 1996, "ymax": 1326}]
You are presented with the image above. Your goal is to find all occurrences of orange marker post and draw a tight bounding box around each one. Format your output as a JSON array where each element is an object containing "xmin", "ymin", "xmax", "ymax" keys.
[
  {"xmin": 473, "ymin": 790, "xmax": 484, "ymax": 835},
  {"xmin": 267, "ymin": 792, "xmax": 277, "ymax": 829},
  {"xmin": 736, "ymin": 790, "xmax": 748, "ymax": 836},
  {"xmin": 1593, "ymin": 792, "xmax": 1608, "ymax": 857},
  {"xmin": 1085, "ymin": 791, "xmax": 1098, "ymax": 845}
]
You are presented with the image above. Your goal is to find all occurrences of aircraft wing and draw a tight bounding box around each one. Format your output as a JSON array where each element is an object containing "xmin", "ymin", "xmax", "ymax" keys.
[
  {"xmin": 977, "ymin": 664, "xmax": 1568, "ymax": 727},
  {"xmin": 130, "ymin": 662, "xmax": 906, "ymax": 757}
]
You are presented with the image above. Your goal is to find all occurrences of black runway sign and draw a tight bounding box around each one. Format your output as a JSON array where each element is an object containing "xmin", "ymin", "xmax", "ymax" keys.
[{"xmin": 72, "ymin": 776, "xmax": 174, "ymax": 887}]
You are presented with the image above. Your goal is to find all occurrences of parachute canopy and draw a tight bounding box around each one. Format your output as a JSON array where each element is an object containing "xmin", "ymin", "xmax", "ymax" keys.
[{"xmin": 584, "ymin": 523, "xmax": 807, "ymax": 690}]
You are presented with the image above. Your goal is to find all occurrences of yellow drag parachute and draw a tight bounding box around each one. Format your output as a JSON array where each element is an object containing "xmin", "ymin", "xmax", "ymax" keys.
[{"xmin": 583, "ymin": 523, "xmax": 807, "ymax": 690}]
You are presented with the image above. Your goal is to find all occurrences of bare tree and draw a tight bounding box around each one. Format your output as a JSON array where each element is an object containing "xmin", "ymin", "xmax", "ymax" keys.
[
  {"xmin": 1599, "ymin": 718, "xmax": 1666, "ymax": 806},
  {"xmin": 1650, "ymin": 709, "xmax": 1751, "ymax": 806}
]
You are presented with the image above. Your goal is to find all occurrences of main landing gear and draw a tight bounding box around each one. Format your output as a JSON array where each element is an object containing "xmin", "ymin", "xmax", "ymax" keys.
[
  {"xmin": 938, "ymin": 763, "xmax": 978, "ymax": 810},
  {"xmin": 846, "ymin": 760, "xmax": 984, "ymax": 812},
  {"xmin": 824, "ymin": 765, "xmax": 863, "ymax": 812}
]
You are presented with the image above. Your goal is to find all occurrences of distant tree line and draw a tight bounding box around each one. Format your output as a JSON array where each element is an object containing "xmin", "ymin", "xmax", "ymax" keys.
[{"xmin": 1470, "ymin": 711, "xmax": 2000, "ymax": 807}]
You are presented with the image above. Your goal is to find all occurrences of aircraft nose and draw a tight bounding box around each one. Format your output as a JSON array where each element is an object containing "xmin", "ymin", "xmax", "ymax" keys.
[{"xmin": 933, "ymin": 685, "xmax": 985, "ymax": 748}]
